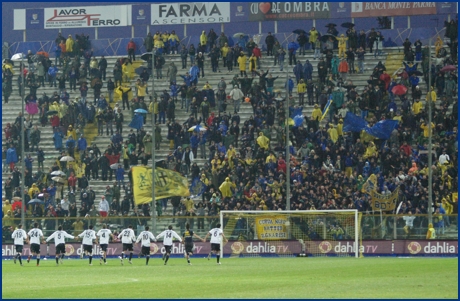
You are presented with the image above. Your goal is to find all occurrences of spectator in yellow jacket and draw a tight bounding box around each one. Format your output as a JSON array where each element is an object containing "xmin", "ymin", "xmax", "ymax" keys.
[
  {"xmin": 428, "ymin": 86, "xmax": 437, "ymax": 102},
  {"xmin": 434, "ymin": 36, "xmax": 443, "ymax": 57},
  {"xmin": 65, "ymin": 35, "xmax": 74, "ymax": 55},
  {"xmin": 420, "ymin": 120, "xmax": 434, "ymax": 138},
  {"xmin": 412, "ymin": 99, "xmax": 423, "ymax": 115},
  {"xmin": 337, "ymin": 34, "xmax": 348, "ymax": 58},
  {"xmin": 66, "ymin": 125, "xmax": 76, "ymax": 141},
  {"xmin": 337, "ymin": 119, "xmax": 344, "ymax": 137},
  {"xmin": 363, "ymin": 142, "xmax": 377, "ymax": 159},
  {"xmin": 311, "ymin": 104, "xmax": 322, "ymax": 121},
  {"xmin": 256, "ymin": 132, "xmax": 270, "ymax": 150},
  {"xmin": 219, "ymin": 177, "xmax": 236, "ymax": 198},
  {"xmin": 237, "ymin": 52, "xmax": 247, "ymax": 76},
  {"xmin": 297, "ymin": 79, "xmax": 306, "ymax": 106},
  {"xmin": 200, "ymin": 31, "xmax": 207, "ymax": 49},
  {"xmin": 327, "ymin": 124, "xmax": 338, "ymax": 143}
]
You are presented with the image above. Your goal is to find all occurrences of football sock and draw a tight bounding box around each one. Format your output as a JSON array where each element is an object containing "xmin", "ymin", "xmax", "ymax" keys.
[
  {"xmin": 121, "ymin": 252, "xmax": 125, "ymax": 259},
  {"xmin": 104, "ymin": 256, "xmax": 107, "ymax": 263},
  {"xmin": 165, "ymin": 254, "xmax": 170, "ymax": 263},
  {"xmin": 146, "ymin": 255, "xmax": 150, "ymax": 265},
  {"xmin": 89, "ymin": 256, "xmax": 92, "ymax": 264},
  {"xmin": 61, "ymin": 254, "xmax": 65, "ymax": 259},
  {"xmin": 129, "ymin": 253, "xmax": 133, "ymax": 261},
  {"xmin": 18, "ymin": 256, "xmax": 22, "ymax": 265},
  {"xmin": 217, "ymin": 255, "xmax": 220, "ymax": 263},
  {"xmin": 56, "ymin": 256, "xmax": 59, "ymax": 264},
  {"xmin": 187, "ymin": 258, "xmax": 190, "ymax": 264},
  {"xmin": 37, "ymin": 256, "xmax": 40, "ymax": 265}
]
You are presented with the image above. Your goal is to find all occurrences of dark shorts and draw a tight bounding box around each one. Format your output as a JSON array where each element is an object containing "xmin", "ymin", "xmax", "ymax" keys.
[
  {"xmin": 123, "ymin": 243, "xmax": 133, "ymax": 251},
  {"xmin": 211, "ymin": 243, "xmax": 220, "ymax": 252},
  {"xmin": 100, "ymin": 244, "xmax": 108, "ymax": 252},
  {"xmin": 83, "ymin": 244, "xmax": 93, "ymax": 254},
  {"xmin": 56, "ymin": 243, "xmax": 66, "ymax": 255},
  {"xmin": 30, "ymin": 243, "xmax": 40, "ymax": 254},
  {"xmin": 15, "ymin": 245, "xmax": 23, "ymax": 253},
  {"xmin": 164, "ymin": 245, "xmax": 172, "ymax": 254},
  {"xmin": 141, "ymin": 246, "xmax": 150, "ymax": 256},
  {"xmin": 185, "ymin": 243, "xmax": 194, "ymax": 254}
]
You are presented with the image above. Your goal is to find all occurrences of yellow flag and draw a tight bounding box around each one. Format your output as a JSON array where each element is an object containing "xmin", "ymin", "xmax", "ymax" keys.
[
  {"xmin": 361, "ymin": 174, "xmax": 377, "ymax": 194},
  {"xmin": 453, "ymin": 192, "xmax": 458, "ymax": 203},
  {"xmin": 369, "ymin": 187, "xmax": 400, "ymax": 212},
  {"xmin": 132, "ymin": 166, "xmax": 190, "ymax": 205}
]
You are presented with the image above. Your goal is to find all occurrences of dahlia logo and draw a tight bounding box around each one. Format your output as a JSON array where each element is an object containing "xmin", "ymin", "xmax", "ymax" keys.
[
  {"xmin": 319, "ymin": 241, "xmax": 332, "ymax": 253},
  {"xmin": 150, "ymin": 243, "xmax": 159, "ymax": 255},
  {"xmin": 65, "ymin": 244, "xmax": 75, "ymax": 256},
  {"xmin": 231, "ymin": 242, "xmax": 245, "ymax": 254},
  {"xmin": 407, "ymin": 242, "xmax": 422, "ymax": 254}
]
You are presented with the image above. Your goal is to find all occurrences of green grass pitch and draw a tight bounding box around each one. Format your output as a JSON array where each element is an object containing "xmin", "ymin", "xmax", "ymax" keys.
[{"xmin": 2, "ymin": 256, "xmax": 457, "ymax": 298}]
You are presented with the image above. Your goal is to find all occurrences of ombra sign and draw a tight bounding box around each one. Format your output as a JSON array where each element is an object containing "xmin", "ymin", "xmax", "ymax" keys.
[{"xmin": 151, "ymin": 3, "xmax": 230, "ymax": 25}]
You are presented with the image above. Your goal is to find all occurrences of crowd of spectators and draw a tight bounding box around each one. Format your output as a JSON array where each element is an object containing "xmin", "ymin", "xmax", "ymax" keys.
[{"xmin": 2, "ymin": 20, "xmax": 458, "ymax": 237}]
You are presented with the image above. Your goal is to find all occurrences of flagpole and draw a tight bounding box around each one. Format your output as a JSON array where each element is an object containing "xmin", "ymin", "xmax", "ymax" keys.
[
  {"xmin": 285, "ymin": 43, "xmax": 291, "ymax": 213},
  {"xmin": 20, "ymin": 55, "xmax": 25, "ymax": 226},
  {"xmin": 150, "ymin": 52, "xmax": 157, "ymax": 234},
  {"xmin": 427, "ymin": 38, "xmax": 433, "ymax": 225}
]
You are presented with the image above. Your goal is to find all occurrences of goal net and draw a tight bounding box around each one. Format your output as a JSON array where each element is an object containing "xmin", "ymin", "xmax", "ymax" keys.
[{"xmin": 219, "ymin": 210, "xmax": 362, "ymax": 258}]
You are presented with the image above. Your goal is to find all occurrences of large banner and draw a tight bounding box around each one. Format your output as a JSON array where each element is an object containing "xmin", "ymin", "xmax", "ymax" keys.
[
  {"xmin": 351, "ymin": 2, "xmax": 437, "ymax": 17},
  {"xmin": 44, "ymin": 5, "xmax": 131, "ymax": 29},
  {"xmin": 255, "ymin": 215, "xmax": 288, "ymax": 240},
  {"xmin": 361, "ymin": 174, "xmax": 399, "ymax": 212},
  {"xmin": 248, "ymin": 2, "xmax": 331, "ymax": 21},
  {"xmin": 132, "ymin": 166, "xmax": 190, "ymax": 205},
  {"xmin": 151, "ymin": 3, "xmax": 230, "ymax": 25}
]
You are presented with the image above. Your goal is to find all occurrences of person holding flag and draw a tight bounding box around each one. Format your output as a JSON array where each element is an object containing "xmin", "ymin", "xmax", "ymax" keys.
[{"xmin": 320, "ymin": 95, "xmax": 334, "ymax": 122}]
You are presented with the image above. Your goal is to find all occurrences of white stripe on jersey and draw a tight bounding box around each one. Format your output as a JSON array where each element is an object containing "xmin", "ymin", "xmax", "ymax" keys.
[
  {"xmin": 156, "ymin": 230, "xmax": 182, "ymax": 246},
  {"xmin": 46, "ymin": 230, "xmax": 74, "ymax": 245},
  {"xmin": 12, "ymin": 229, "xmax": 27, "ymax": 245},
  {"xmin": 27, "ymin": 228, "xmax": 44, "ymax": 245},
  {"xmin": 209, "ymin": 228, "xmax": 223, "ymax": 244},
  {"xmin": 136, "ymin": 231, "xmax": 156, "ymax": 247},
  {"xmin": 78, "ymin": 229, "xmax": 96, "ymax": 246},
  {"xmin": 96, "ymin": 229, "xmax": 112, "ymax": 245},
  {"xmin": 118, "ymin": 228, "xmax": 136, "ymax": 244}
]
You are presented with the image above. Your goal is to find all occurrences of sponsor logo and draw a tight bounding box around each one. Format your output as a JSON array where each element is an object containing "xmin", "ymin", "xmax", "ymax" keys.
[
  {"xmin": 45, "ymin": 7, "xmax": 122, "ymax": 28},
  {"xmin": 352, "ymin": 2, "xmax": 363, "ymax": 12},
  {"xmin": 423, "ymin": 242, "xmax": 457, "ymax": 254},
  {"xmin": 235, "ymin": 5, "xmax": 245, "ymax": 17},
  {"xmin": 31, "ymin": 14, "xmax": 39, "ymax": 25},
  {"xmin": 152, "ymin": 3, "xmax": 230, "ymax": 25},
  {"xmin": 139, "ymin": 9, "xmax": 144, "ymax": 16},
  {"xmin": 231, "ymin": 241, "xmax": 244, "ymax": 254},
  {"xmin": 407, "ymin": 242, "xmax": 422, "ymax": 254},
  {"xmin": 319, "ymin": 241, "xmax": 332, "ymax": 253},
  {"xmin": 249, "ymin": 2, "xmax": 330, "ymax": 21},
  {"xmin": 137, "ymin": 9, "xmax": 146, "ymax": 20},
  {"xmin": 32, "ymin": 14, "xmax": 38, "ymax": 20},
  {"xmin": 337, "ymin": 2, "xmax": 347, "ymax": 12},
  {"xmin": 150, "ymin": 243, "xmax": 159, "ymax": 255},
  {"xmin": 339, "ymin": 2, "xmax": 345, "ymax": 8}
]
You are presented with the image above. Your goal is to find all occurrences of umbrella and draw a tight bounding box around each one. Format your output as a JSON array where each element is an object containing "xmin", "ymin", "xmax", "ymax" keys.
[
  {"xmin": 135, "ymin": 66, "xmax": 152, "ymax": 76},
  {"xmin": 341, "ymin": 22, "xmax": 355, "ymax": 29},
  {"xmin": 32, "ymin": 54, "xmax": 45, "ymax": 63},
  {"xmin": 91, "ymin": 78, "xmax": 102, "ymax": 88},
  {"xmin": 408, "ymin": 70, "xmax": 423, "ymax": 76},
  {"xmin": 391, "ymin": 85, "xmax": 408, "ymax": 96},
  {"xmin": 51, "ymin": 176, "xmax": 65, "ymax": 183},
  {"xmin": 293, "ymin": 29, "xmax": 307, "ymax": 35},
  {"xmin": 134, "ymin": 108, "xmax": 148, "ymax": 114},
  {"xmin": 320, "ymin": 34, "xmax": 337, "ymax": 42},
  {"xmin": 36, "ymin": 51, "xmax": 49, "ymax": 58},
  {"xmin": 110, "ymin": 163, "xmax": 121, "ymax": 170},
  {"xmin": 233, "ymin": 32, "xmax": 247, "ymax": 38},
  {"xmin": 11, "ymin": 53, "xmax": 25, "ymax": 61},
  {"xmin": 46, "ymin": 110, "xmax": 58, "ymax": 116},
  {"xmin": 343, "ymin": 84, "xmax": 357, "ymax": 90},
  {"xmin": 12, "ymin": 196, "xmax": 22, "ymax": 201},
  {"xmin": 140, "ymin": 52, "xmax": 153, "ymax": 62},
  {"xmin": 188, "ymin": 125, "xmax": 207, "ymax": 132},
  {"xmin": 325, "ymin": 23, "xmax": 337, "ymax": 27},
  {"xmin": 293, "ymin": 115, "xmax": 304, "ymax": 127},
  {"xmin": 28, "ymin": 199, "xmax": 44, "ymax": 205},
  {"xmin": 50, "ymin": 170, "xmax": 66, "ymax": 176},
  {"xmin": 440, "ymin": 65, "xmax": 457, "ymax": 73},
  {"xmin": 59, "ymin": 156, "xmax": 75, "ymax": 162}
]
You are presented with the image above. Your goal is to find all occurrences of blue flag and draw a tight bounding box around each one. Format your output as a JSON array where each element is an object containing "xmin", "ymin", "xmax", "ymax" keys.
[
  {"xmin": 189, "ymin": 177, "xmax": 207, "ymax": 197},
  {"xmin": 343, "ymin": 112, "xmax": 369, "ymax": 132},
  {"xmin": 320, "ymin": 96, "xmax": 333, "ymax": 121},
  {"xmin": 343, "ymin": 112, "xmax": 398, "ymax": 140}
]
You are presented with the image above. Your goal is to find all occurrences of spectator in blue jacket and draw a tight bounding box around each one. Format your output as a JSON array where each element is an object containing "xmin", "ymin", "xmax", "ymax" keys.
[
  {"xmin": 116, "ymin": 164, "xmax": 125, "ymax": 186},
  {"xmin": 288, "ymin": 40, "xmax": 299, "ymax": 65},
  {"xmin": 77, "ymin": 134, "xmax": 87, "ymax": 158},
  {"xmin": 47, "ymin": 183, "xmax": 57, "ymax": 207},
  {"xmin": 6, "ymin": 145, "xmax": 18, "ymax": 172},
  {"xmin": 66, "ymin": 135, "xmax": 76, "ymax": 158},
  {"xmin": 189, "ymin": 131, "xmax": 199, "ymax": 158},
  {"xmin": 48, "ymin": 64, "xmax": 58, "ymax": 87},
  {"xmin": 24, "ymin": 154, "xmax": 34, "ymax": 174},
  {"xmin": 286, "ymin": 76, "xmax": 294, "ymax": 95},
  {"xmin": 303, "ymin": 60, "xmax": 313, "ymax": 81}
]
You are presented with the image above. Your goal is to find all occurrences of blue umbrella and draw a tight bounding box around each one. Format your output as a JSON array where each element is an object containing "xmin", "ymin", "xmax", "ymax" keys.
[
  {"xmin": 28, "ymin": 199, "xmax": 44, "ymax": 205},
  {"xmin": 134, "ymin": 108, "xmax": 148, "ymax": 114}
]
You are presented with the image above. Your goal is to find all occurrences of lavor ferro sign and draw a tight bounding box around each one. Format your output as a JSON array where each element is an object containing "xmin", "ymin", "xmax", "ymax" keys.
[
  {"xmin": 44, "ymin": 5, "xmax": 131, "ymax": 29},
  {"xmin": 151, "ymin": 3, "xmax": 230, "ymax": 25}
]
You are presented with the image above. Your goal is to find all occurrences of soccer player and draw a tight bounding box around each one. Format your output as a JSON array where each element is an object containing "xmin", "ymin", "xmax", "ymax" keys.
[
  {"xmin": 27, "ymin": 222, "xmax": 45, "ymax": 266},
  {"xmin": 11, "ymin": 224, "xmax": 28, "ymax": 266},
  {"xmin": 78, "ymin": 225, "xmax": 97, "ymax": 265},
  {"xmin": 96, "ymin": 224, "xmax": 114, "ymax": 265},
  {"xmin": 203, "ymin": 223, "xmax": 228, "ymax": 265},
  {"xmin": 118, "ymin": 225, "xmax": 136, "ymax": 265},
  {"xmin": 182, "ymin": 222, "xmax": 203, "ymax": 265},
  {"xmin": 156, "ymin": 225, "xmax": 182, "ymax": 265},
  {"xmin": 46, "ymin": 226, "xmax": 75, "ymax": 265},
  {"xmin": 135, "ymin": 226, "xmax": 156, "ymax": 266}
]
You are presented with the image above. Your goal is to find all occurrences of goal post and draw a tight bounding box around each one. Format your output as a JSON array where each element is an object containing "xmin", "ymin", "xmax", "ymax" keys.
[{"xmin": 219, "ymin": 210, "xmax": 362, "ymax": 258}]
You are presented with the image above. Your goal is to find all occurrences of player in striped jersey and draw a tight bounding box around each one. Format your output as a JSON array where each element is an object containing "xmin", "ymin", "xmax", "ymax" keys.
[
  {"xmin": 11, "ymin": 224, "xmax": 28, "ymax": 266},
  {"xmin": 46, "ymin": 226, "xmax": 75, "ymax": 266},
  {"xmin": 118, "ymin": 225, "xmax": 136, "ymax": 265},
  {"xmin": 78, "ymin": 225, "xmax": 97, "ymax": 266},
  {"xmin": 96, "ymin": 224, "xmax": 114, "ymax": 265},
  {"xmin": 135, "ymin": 226, "xmax": 156, "ymax": 266},
  {"xmin": 182, "ymin": 223, "xmax": 203, "ymax": 265},
  {"xmin": 203, "ymin": 223, "xmax": 228, "ymax": 265},
  {"xmin": 156, "ymin": 225, "xmax": 182, "ymax": 265},
  {"xmin": 27, "ymin": 222, "xmax": 45, "ymax": 266}
]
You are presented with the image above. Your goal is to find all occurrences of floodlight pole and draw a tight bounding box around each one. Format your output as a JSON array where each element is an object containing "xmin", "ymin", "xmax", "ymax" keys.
[
  {"xmin": 20, "ymin": 55, "xmax": 25, "ymax": 226},
  {"xmin": 427, "ymin": 38, "xmax": 433, "ymax": 225},
  {"xmin": 285, "ymin": 43, "xmax": 291, "ymax": 213},
  {"xmin": 150, "ymin": 52, "xmax": 157, "ymax": 234}
]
